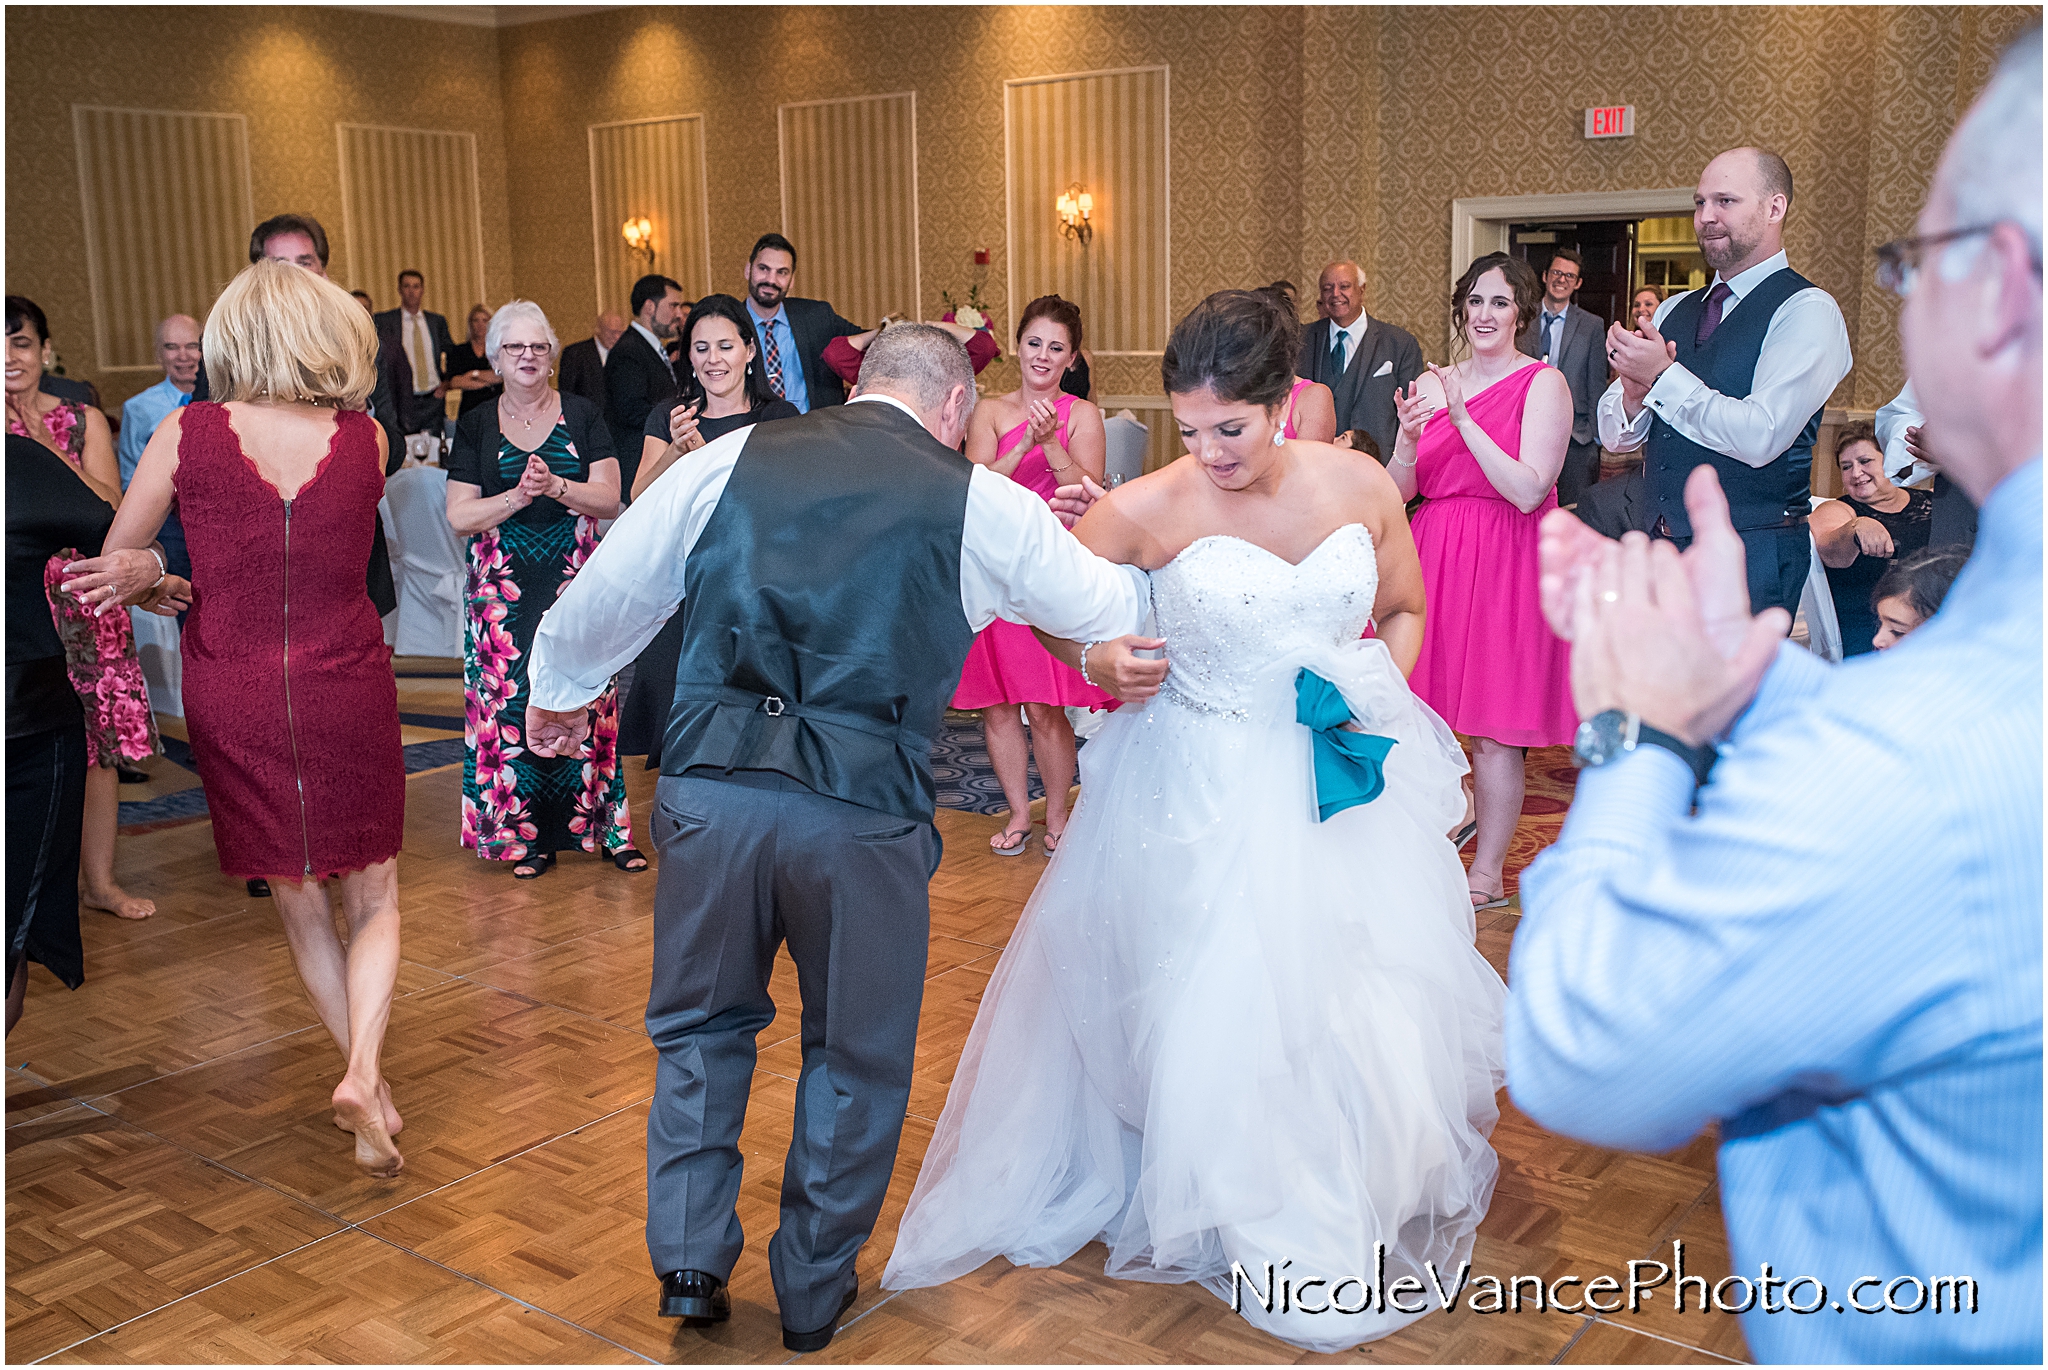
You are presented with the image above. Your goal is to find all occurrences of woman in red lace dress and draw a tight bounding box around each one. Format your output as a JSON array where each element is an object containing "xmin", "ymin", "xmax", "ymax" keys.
[
  {"xmin": 70, "ymin": 261, "xmax": 408, "ymax": 1178},
  {"xmin": 6, "ymin": 296, "xmax": 161, "ymax": 921}
]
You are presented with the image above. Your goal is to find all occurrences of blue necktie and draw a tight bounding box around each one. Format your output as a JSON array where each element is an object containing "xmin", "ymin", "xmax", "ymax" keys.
[{"xmin": 1295, "ymin": 670, "xmax": 1397, "ymax": 821}]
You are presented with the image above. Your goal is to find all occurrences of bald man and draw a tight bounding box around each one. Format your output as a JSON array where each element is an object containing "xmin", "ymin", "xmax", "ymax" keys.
[
  {"xmin": 559, "ymin": 311, "xmax": 629, "ymax": 410},
  {"xmin": 1299, "ymin": 258, "xmax": 1423, "ymax": 463},
  {"xmin": 117, "ymin": 314, "xmax": 201, "ymax": 487},
  {"xmin": 1597, "ymin": 147, "xmax": 1852, "ymax": 617}
]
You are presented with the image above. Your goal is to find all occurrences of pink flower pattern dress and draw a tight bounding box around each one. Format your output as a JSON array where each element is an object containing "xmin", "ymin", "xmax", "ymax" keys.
[
  {"xmin": 14, "ymin": 399, "xmax": 162, "ymax": 767},
  {"xmin": 458, "ymin": 417, "xmax": 630, "ymax": 861}
]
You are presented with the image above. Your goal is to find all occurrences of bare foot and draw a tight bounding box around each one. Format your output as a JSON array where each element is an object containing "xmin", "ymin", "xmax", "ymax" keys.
[
  {"xmin": 333, "ymin": 1079, "xmax": 402, "ymax": 1136},
  {"xmin": 80, "ymin": 884, "xmax": 155, "ymax": 920},
  {"xmin": 332, "ymin": 1076, "xmax": 404, "ymax": 1178}
]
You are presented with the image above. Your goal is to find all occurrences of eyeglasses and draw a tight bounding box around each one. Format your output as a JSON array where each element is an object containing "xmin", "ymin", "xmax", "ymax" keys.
[
  {"xmin": 1874, "ymin": 224, "xmax": 2004, "ymax": 297},
  {"xmin": 498, "ymin": 341, "xmax": 553, "ymax": 358},
  {"xmin": 1545, "ymin": 269, "xmax": 1581, "ymax": 283}
]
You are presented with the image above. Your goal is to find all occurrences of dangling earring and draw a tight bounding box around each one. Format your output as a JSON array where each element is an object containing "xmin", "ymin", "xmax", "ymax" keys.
[{"xmin": 1273, "ymin": 429, "xmax": 1285, "ymax": 447}]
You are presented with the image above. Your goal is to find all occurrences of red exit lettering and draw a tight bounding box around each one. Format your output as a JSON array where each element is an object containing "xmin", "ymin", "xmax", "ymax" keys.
[{"xmin": 1585, "ymin": 105, "xmax": 1635, "ymax": 139}]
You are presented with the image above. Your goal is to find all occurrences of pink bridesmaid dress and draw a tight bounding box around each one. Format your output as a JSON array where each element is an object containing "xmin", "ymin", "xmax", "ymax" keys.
[
  {"xmin": 1407, "ymin": 362, "xmax": 1577, "ymax": 747},
  {"xmin": 951, "ymin": 393, "xmax": 1115, "ymax": 711}
]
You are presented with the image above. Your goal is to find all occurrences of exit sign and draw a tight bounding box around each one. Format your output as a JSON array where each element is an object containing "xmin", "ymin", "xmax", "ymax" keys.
[{"xmin": 1585, "ymin": 105, "xmax": 1636, "ymax": 138}]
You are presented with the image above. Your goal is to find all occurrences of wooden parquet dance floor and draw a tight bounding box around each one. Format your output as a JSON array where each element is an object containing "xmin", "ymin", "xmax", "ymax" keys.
[{"xmin": 8, "ymin": 720, "xmax": 1749, "ymax": 1364}]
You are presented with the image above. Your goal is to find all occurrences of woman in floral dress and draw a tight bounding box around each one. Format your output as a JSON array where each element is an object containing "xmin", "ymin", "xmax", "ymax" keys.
[
  {"xmin": 6, "ymin": 295, "xmax": 160, "ymax": 920},
  {"xmin": 444, "ymin": 301, "xmax": 640, "ymax": 878}
]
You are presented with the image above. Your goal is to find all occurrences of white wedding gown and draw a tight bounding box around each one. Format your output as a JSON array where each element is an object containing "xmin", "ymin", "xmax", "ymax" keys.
[{"xmin": 884, "ymin": 525, "xmax": 1507, "ymax": 1352}]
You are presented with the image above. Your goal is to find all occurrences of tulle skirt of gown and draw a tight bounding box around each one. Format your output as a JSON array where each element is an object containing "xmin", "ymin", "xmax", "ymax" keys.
[{"xmin": 883, "ymin": 634, "xmax": 1506, "ymax": 1352}]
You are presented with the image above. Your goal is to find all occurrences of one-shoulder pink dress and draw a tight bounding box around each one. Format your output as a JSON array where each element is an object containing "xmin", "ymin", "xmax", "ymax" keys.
[
  {"xmin": 1407, "ymin": 362, "xmax": 1576, "ymax": 747},
  {"xmin": 951, "ymin": 393, "xmax": 1115, "ymax": 711}
]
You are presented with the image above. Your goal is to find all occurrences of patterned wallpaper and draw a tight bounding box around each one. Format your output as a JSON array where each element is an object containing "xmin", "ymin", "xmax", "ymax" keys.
[
  {"xmin": 336, "ymin": 124, "xmax": 489, "ymax": 318},
  {"xmin": 588, "ymin": 115, "xmax": 713, "ymax": 315},
  {"xmin": 8, "ymin": 6, "xmax": 2030, "ymax": 416},
  {"xmin": 5, "ymin": 5, "xmax": 513, "ymax": 414},
  {"xmin": 780, "ymin": 93, "xmax": 922, "ymax": 327}
]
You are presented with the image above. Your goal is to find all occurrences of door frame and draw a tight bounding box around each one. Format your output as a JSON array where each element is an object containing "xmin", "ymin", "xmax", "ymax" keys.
[{"xmin": 1450, "ymin": 187, "xmax": 1696, "ymax": 284}]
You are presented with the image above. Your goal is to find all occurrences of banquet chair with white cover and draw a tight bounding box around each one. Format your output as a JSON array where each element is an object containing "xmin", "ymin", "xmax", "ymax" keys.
[
  {"xmin": 1103, "ymin": 412, "xmax": 1148, "ymax": 486},
  {"xmin": 379, "ymin": 464, "xmax": 464, "ymax": 658}
]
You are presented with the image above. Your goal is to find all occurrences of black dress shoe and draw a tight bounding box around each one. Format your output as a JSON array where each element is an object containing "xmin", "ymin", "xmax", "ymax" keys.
[
  {"xmin": 782, "ymin": 1282, "xmax": 857, "ymax": 1353},
  {"xmin": 658, "ymin": 1269, "xmax": 730, "ymax": 1322}
]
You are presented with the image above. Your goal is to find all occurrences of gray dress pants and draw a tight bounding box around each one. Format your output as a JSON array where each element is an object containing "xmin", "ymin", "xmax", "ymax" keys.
[{"xmin": 644, "ymin": 769, "xmax": 936, "ymax": 1333}]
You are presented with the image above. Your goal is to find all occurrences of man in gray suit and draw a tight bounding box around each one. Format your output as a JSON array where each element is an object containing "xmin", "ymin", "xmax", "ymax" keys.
[
  {"xmin": 1299, "ymin": 259, "xmax": 1425, "ymax": 461},
  {"xmin": 1517, "ymin": 247, "xmax": 1609, "ymax": 506}
]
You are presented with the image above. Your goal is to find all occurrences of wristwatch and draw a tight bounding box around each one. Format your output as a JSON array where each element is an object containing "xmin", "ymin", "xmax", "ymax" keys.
[{"xmin": 1572, "ymin": 709, "xmax": 1717, "ymax": 787}]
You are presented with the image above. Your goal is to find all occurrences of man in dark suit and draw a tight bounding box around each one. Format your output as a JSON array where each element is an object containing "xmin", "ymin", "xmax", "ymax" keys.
[
  {"xmin": 742, "ymin": 233, "xmax": 863, "ymax": 412},
  {"xmin": 606, "ymin": 276, "xmax": 685, "ymax": 498},
  {"xmin": 559, "ymin": 311, "xmax": 627, "ymax": 410},
  {"xmin": 1516, "ymin": 247, "xmax": 1609, "ymax": 507},
  {"xmin": 1299, "ymin": 259, "xmax": 1425, "ymax": 462},
  {"xmin": 372, "ymin": 269, "xmax": 454, "ymax": 437}
]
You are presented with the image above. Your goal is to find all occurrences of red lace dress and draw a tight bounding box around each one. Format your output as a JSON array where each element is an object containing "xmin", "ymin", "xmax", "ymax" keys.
[
  {"xmin": 176, "ymin": 402, "xmax": 404, "ymax": 880},
  {"xmin": 11, "ymin": 399, "xmax": 161, "ymax": 768}
]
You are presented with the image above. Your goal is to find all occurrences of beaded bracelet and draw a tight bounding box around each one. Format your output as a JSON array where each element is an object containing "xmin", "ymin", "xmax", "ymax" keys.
[{"xmin": 1079, "ymin": 640, "xmax": 1102, "ymax": 687}]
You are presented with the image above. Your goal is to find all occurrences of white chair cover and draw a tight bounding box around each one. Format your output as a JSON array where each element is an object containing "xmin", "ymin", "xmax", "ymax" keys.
[
  {"xmin": 128, "ymin": 606, "xmax": 182, "ymax": 718},
  {"xmin": 379, "ymin": 465, "xmax": 464, "ymax": 658},
  {"xmin": 1795, "ymin": 496, "xmax": 1842, "ymax": 661},
  {"xmin": 1103, "ymin": 413, "xmax": 1148, "ymax": 486}
]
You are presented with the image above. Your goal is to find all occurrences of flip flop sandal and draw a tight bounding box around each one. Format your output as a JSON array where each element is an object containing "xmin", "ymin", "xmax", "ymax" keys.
[
  {"xmin": 1451, "ymin": 820, "xmax": 1479, "ymax": 851},
  {"xmin": 990, "ymin": 823, "xmax": 1031, "ymax": 857},
  {"xmin": 611, "ymin": 847, "xmax": 650, "ymax": 873},
  {"xmin": 1042, "ymin": 828, "xmax": 1065, "ymax": 854},
  {"xmin": 1469, "ymin": 882, "xmax": 1512, "ymax": 911},
  {"xmin": 513, "ymin": 852, "xmax": 556, "ymax": 880}
]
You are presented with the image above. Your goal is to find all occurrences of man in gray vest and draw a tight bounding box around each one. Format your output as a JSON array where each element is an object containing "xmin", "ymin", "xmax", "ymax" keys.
[
  {"xmin": 1597, "ymin": 148, "xmax": 1853, "ymax": 616},
  {"xmin": 524, "ymin": 326, "xmax": 1151, "ymax": 1351}
]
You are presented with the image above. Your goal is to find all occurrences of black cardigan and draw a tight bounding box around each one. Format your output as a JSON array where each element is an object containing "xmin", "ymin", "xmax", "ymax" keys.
[{"xmin": 448, "ymin": 391, "xmax": 617, "ymax": 506}]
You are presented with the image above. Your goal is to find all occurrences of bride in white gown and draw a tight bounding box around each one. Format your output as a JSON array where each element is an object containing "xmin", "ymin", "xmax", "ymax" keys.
[{"xmin": 883, "ymin": 290, "xmax": 1506, "ymax": 1352}]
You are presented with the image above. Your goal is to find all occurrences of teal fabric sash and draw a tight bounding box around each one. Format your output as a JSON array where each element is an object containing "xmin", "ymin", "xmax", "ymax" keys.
[{"xmin": 1295, "ymin": 669, "xmax": 1396, "ymax": 822}]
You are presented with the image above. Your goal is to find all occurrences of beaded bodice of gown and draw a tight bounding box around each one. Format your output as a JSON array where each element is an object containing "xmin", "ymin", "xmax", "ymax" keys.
[{"xmin": 1150, "ymin": 523, "xmax": 1377, "ymax": 717}]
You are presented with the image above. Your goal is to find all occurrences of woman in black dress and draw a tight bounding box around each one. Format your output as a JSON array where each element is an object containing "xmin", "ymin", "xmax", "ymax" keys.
[
  {"xmin": 444, "ymin": 305, "xmax": 503, "ymax": 417},
  {"xmin": 1810, "ymin": 421, "xmax": 1934, "ymax": 657},
  {"xmin": 444, "ymin": 300, "xmax": 638, "ymax": 878},
  {"xmin": 616, "ymin": 294, "xmax": 798, "ymax": 763}
]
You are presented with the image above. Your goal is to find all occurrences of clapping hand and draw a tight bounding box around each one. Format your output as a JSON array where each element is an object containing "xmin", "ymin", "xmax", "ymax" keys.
[
  {"xmin": 1025, "ymin": 398, "xmax": 1060, "ymax": 447},
  {"xmin": 1902, "ymin": 424, "xmax": 1940, "ymax": 476},
  {"xmin": 1393, "ymin": 380, "xmax": 1436, "ymax": 444},
  {"xmin": 525, "ymin": 704, "xmax": 591, "ymax": 758},
  {"xmin": 518, "ymin": 452, "xmax": 554, "ymax": 500},
  {"xmin": 1083, "ymin": 636, "xmax": 1170, "ymax": 703},
  {"xmin": 668, "ymin": 401, "xmax": 702, "ymax": 452},
  {"xmin": 1606, "ymin": 318, "xmax": 1677, "ymax": 402},
  {"xmin": 1049, "ymin": 474, "xmax": 1106, "ymax": 528},
  {"xmin": 1426, "ymin": 363, "xmax": 1469, "ymax": 427}
]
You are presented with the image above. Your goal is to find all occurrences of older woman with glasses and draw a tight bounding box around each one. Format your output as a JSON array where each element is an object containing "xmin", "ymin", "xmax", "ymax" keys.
[{"xmin": 444, "ymin": 301, "xmax": 641, "ymax": 879}]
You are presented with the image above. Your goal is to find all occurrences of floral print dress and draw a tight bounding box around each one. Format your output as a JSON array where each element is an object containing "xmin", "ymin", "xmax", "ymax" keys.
[
  {"xmin": 460, "ymin": 419, "xmax": 631, "ymax": 861},
  {"xmin": 13, "ymin": 399, "xmax": 162, "ymax": 767}
]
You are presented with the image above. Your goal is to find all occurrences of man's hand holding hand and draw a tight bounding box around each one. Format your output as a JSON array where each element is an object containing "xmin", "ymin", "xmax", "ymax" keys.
[
  {"xmin": 1049, "ymin": 474, "xmax": 1106, "ymax": 528},
  {"xmin": 525, "ymin": 704, "xmax": 592, "ymax": 758}
]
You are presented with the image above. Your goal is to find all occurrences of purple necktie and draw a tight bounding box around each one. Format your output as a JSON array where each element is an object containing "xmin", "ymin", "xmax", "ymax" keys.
[{"xmin": 1694, "ymin": 282, "xmax": 1734, "ymax": 347}]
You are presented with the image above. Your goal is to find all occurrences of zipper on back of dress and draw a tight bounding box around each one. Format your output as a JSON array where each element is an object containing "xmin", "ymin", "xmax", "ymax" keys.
[{"xmin": 280, "ymin": 497, "xmax": 315, "ymax": 880}]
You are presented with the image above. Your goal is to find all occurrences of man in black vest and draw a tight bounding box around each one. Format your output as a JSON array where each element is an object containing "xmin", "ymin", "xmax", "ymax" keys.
[
  {"xmin": 1597, "ymin": 148, "xmax": 1853, "ymax": 616},
  {"xmin": 523, "ymin": 326, "xmax": 1152, "ymax": 1351}
]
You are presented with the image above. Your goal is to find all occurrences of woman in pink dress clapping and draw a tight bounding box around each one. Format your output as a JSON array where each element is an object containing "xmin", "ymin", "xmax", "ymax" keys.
[
  {"xmin": 952, "ymin": 295, "xmax": 1110, "ymax": 856},
  {"xmin": 1389, "ymin": 253, "xmax": 1576, "ymax": 909}
]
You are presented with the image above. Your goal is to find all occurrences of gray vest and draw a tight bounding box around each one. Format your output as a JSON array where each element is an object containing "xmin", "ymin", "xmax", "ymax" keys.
[
  {"xmin": 1648, "ymin": 267, "xmax": 1824, "ymax": 536},
  {"xmin": 660, "ymin": 402, "xmax": 976, "ymax": 822}
]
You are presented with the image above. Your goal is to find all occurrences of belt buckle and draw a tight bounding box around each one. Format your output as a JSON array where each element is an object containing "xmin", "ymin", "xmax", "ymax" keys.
[{"xmin": 762, "ymin": 696, "xmax": 786, "ymax": 717}]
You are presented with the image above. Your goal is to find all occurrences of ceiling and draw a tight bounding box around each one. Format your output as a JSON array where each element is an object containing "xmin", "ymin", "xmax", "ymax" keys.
[{"xmin": 325, "ymin": 4, "xmax": 622, "ymax": 29}]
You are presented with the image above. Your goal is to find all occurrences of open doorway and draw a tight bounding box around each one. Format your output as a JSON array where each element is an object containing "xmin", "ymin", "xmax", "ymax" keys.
[{"xmin": 1507, "ymin": 214, "xmax": 1708, "ymax": 330}]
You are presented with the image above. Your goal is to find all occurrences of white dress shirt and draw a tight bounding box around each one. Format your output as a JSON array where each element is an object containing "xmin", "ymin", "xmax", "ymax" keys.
[
  {"xmin": 1874, "ymin": 379, "xmax": 1935, "ymax": 484},
  {"xmin": 1325, "ymin": 312, "xmax": 1370, "ymax": 374},
  {"xmin": 400, "ymin": 308, "xmax": 441, "ymax": 392},
  {"xmin": 527, "ymin": 394, "xmax": 1152, "ymax": 711},
  {"xmin": 1535, "ymin": 305, "xmax": 1569, "ymax": 364},
  {"xmin": 1510, "ymin": 459, "xmax": 2041, "ymax": 1363},
  {"xmin": 1595, "ymin": 251, "xmax": 1852, "ymax": 468}
]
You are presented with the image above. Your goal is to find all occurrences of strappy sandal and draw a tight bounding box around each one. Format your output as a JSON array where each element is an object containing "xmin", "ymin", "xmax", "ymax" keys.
[
  {"xmin": 1469, "ymin": 877, "xmax": 1511, "ymax": 912},
  {"xmin": 1041, "ymin": 826, "xmax": 1065, "ymax": 854},
  {"xmin": 989, "ymin": 822, "xmax": 1031, "ymax": 857},
  {"xmin": 513, "ymin": 852, "xmax": 556, "ymax": 880},
  {"xmin": 611, "ymin": 847, "xmax": 649, "ymax": 873}
]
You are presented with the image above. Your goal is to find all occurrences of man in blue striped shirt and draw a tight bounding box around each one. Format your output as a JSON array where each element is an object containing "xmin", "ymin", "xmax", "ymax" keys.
[{"xmin": 1510, "ymin": 31, "xmax": 2041, "ymax": 1363}]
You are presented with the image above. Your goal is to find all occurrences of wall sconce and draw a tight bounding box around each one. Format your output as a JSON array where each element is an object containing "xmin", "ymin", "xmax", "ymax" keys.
[
  {"xmin": 621, "ymin": 216, "xmax": 655, "ymax": 266},
  {"xmin": 1056, "ymin": 184, "xmax": 1093, "ymax": 245}
]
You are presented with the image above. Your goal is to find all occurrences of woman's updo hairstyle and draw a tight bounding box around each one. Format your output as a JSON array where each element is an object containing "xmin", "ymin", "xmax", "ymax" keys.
[
  {"xmin": 1449, "ymin": 252, "xmax": 1542, "ymax": 358},
  {"xmin": 1161, "ymin": 289, "xmax": 1300, "ymax": 408},
  {"xmin": 1016, "ymin": 294, "xmax": 1083, "ymax": 354}
]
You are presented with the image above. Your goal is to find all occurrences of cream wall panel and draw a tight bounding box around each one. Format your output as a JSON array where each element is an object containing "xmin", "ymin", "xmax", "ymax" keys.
[
  {"xmin": 778, "ymin": 93, "xmax": 919, "ymax": 328},
  {"xmin": 588, "ymin": 115, "xmax": 711, "ymax": 317},
  {"xmin": 72, "ymin": 106, "xmax": 253, "ymax": 371},
  {"xmin": 1005, "ymin": 66, "xmax": 1169, "ymax": 354},
  {"xmin": 337, "ymin": 124, "xmax": 486, "ymax": 317}
]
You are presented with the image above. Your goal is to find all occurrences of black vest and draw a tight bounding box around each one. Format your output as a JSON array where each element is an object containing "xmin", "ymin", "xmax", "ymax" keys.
[
  {"xmin": 660, "ymin": 401, "xmax": 977, "ymax": 823},
  {"xmin": 1648, "ymin": 267, "xmax": 1825, "ymax": 536}
]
